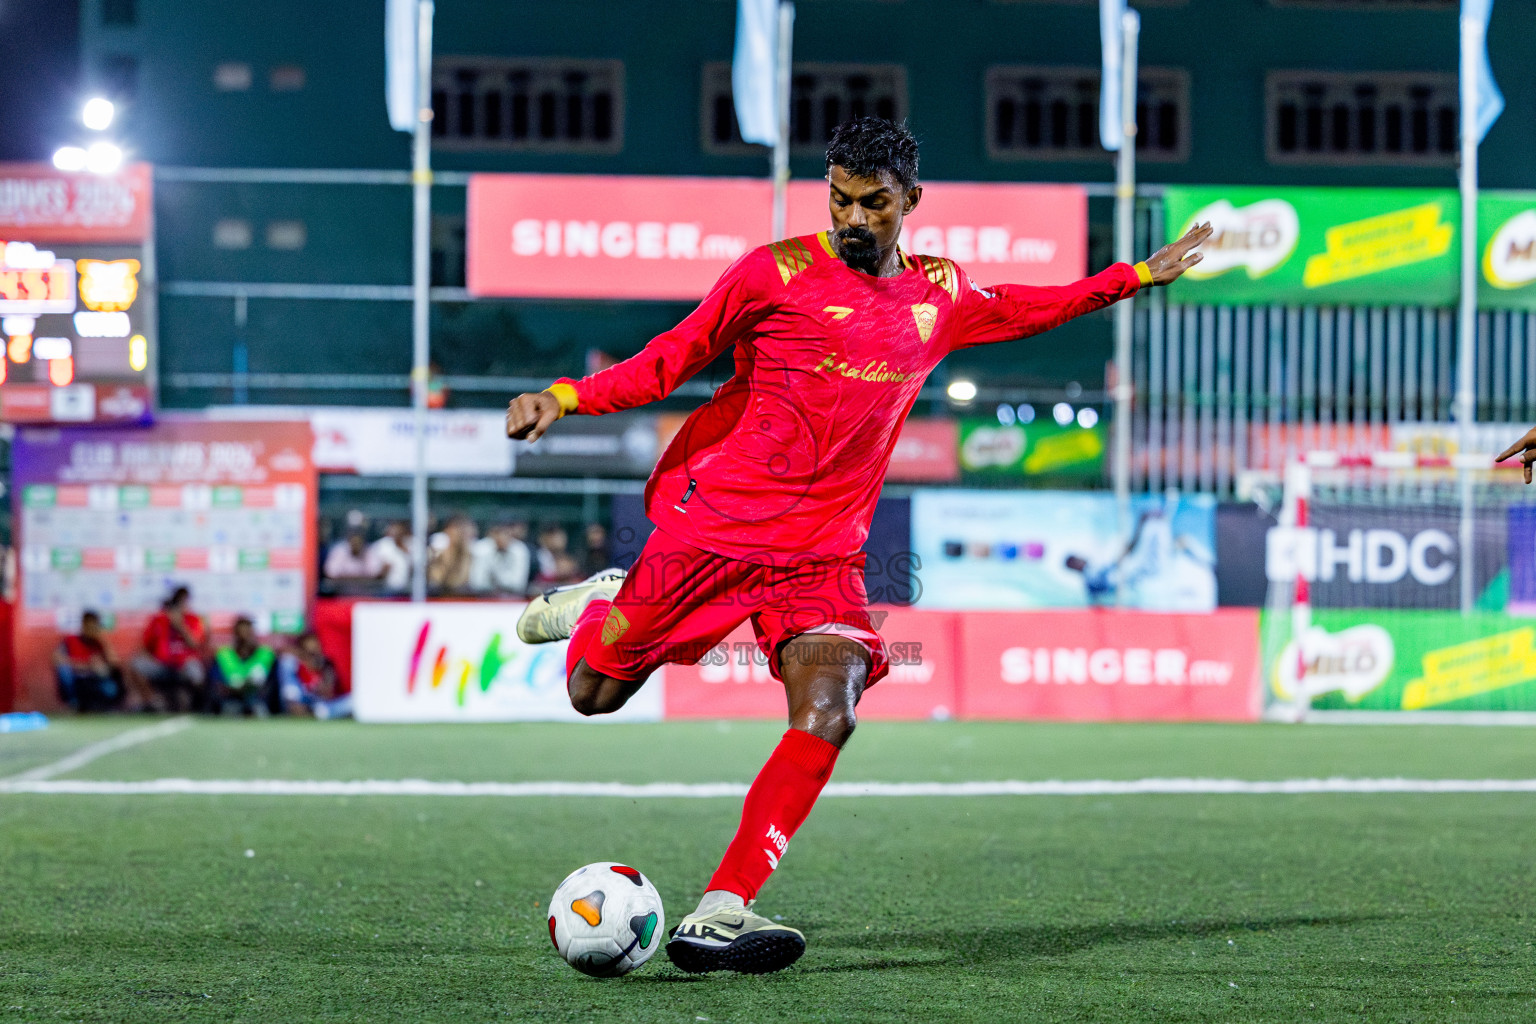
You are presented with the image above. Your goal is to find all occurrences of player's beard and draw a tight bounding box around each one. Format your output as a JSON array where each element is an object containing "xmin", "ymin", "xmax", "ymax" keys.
[{"xmin": 834, "ymin": 226, "xmax": 881, "ymax": 275}]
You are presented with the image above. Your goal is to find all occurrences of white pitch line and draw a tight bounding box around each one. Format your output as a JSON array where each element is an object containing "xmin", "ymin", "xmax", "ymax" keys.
[
  {"xmin": 4, "ymin": 776, "xmax": 1536, "ymax": 797},
  {"xmin": 4, "ymin": 717, "xmax": 194, "ymax": 783}
]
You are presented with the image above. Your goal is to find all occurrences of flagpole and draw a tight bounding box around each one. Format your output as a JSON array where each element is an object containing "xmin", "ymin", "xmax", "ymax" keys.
[
  {"xmin": 770, "ymin": 0, "xmax": 794, "ymax": 241},
  {"xmin": 1457, "ymin": 12, "xmax": 1478, "ymax": 615},
  {"xmin": 1112, "ymin": 8, "xmax": 1140, "ymax": 599},
  {"xmin": 409, "ymin": 0, "xmax": 434, "ymax": 603}
]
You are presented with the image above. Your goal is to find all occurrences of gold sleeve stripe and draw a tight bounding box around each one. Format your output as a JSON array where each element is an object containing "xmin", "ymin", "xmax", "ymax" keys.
[
  {"xmin": 545, "ymin": 382, "xmax": 579, "ymax": 417},
  {"xmin": 917, "ymin": 255, "xmax": 959, "ymax": 301},
  {"xmin": 1134, "ymin": 261, "xmax": 1155, "ymax": 287},
  {"xmin": 816, "ymin": 231, "xmax": 838, "ymax": 258},
  {"xmin": 770, "ymin": 236, "xmax": 817, "ymax": 284}
]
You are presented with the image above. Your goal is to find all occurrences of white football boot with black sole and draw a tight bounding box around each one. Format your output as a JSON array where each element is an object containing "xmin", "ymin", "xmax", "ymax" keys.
[
  {"xmin": 515, "ymin": 568, "xmax": 626, "ymax": 645},
  {"xmin": 665, "ymin": 905, "xmax": 806, "ymax": 975}
]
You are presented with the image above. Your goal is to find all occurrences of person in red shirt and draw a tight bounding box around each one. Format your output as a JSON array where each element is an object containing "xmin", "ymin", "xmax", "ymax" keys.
[
  {"xmin": 506, "ymin": 118, "xmax": 1211, "ymax": 975},
  {"xmin": 134, "ymin": 586, "xmax": 210, "ymax": 712},
  {"xmin": 53, "ymin": 610, "xmax": 130, "ymax": 712}
]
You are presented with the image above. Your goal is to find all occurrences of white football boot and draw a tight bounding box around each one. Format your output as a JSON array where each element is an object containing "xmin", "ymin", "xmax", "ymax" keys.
[
  {"xmin": 665, "ymin": 903, "xmax": 806, "ymax": 975},
  {"xmin": 515, "ymin": 568, "xmax": 626, "ymax": 645}
]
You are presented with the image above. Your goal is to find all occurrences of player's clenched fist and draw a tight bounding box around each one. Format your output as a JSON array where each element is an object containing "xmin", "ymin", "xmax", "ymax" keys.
[{"xmin": 506, "ymin": 391, "xmax": 562, "ymax": 442}]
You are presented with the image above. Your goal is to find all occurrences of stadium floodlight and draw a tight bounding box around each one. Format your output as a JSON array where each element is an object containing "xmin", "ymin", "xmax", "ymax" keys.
[
  {"xmin": 1053, "ymin": 402, "xmax": 1075, "ymax": 425},
  {"xmin": 1077, "ymin": 407, "xmax": 1100, "ymax": 429},
  {"xmin": 995, "ymin": 403, "xmax": 1016, "ymax": 426},
  {"xmin": 946, "ymin": 379, "xmax": 977, "ymax": 403},
  {"xmin": 84, "ymin": 142, "xmax": 123, "ymax": 174},
  {"xmin": 52, "ymin": 146, "xmax": 88, "ymax": 171},
  {"xmin": 82, "ymin": 97, "xmax": 115, "ymax": 131},
  {"xmin": 1017, "ymin": 403, "xmax": 1036, "ymax": 424}
]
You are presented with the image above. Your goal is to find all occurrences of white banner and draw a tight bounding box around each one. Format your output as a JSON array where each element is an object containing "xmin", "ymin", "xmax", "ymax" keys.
[
  {"xmin": 206, "ymin": 407, "xmax": 513, "ymax": 475},
  {"xmin": 352, "ymin": 602, "xmax": 664, "ymax": 722}
]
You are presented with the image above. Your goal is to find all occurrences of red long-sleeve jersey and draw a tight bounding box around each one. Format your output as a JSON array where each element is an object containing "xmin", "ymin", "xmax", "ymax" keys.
[{"xmin": 552, "ymin": 230, "xmax": 1143, "ymax": 563}]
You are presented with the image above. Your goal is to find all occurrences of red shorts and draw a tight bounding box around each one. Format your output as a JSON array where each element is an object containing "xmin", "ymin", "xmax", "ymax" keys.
[{"xmin": 580, "ymin": 526, "xmax": 889, "ymax": 686}]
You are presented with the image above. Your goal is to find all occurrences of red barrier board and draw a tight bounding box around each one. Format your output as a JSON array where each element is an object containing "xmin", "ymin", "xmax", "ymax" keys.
[
  {"xmin": 467, "ymin": 174, "xmax": 767, "ymax": 300},
  {"xmin": 957, "ymin": 608, "xmax": 1261, "ymax": 721},
  {"xmin": 661, "ymin": 606, "xmax": 959, "ymax": 721}
]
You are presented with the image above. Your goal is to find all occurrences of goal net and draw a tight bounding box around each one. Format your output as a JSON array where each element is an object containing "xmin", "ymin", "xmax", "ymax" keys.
[{"xmin": 1249, "ymin": 452, "xmax": 1536, "ymax": 720}]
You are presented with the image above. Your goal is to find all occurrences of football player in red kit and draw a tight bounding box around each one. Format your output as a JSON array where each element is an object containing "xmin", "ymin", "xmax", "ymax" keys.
[{"xmin": 507, "ymin": 118, "xmax": 1211, "ymax": 975}]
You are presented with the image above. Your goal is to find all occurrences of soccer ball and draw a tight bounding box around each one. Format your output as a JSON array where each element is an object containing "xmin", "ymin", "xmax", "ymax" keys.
[{"xmin": 547, "ymin": 862, "xmax": 666, "ymax": 977}]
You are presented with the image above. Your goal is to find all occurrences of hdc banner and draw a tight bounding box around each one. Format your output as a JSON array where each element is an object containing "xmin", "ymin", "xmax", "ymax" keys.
[{"xmin": 1164, "ymin": 186, "xmax": 1536, "ymax": 310}]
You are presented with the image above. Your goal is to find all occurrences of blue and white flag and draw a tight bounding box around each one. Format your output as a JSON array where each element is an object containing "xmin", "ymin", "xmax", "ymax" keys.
[
  {"xmin": 386, "ymin": 0, "xmax": 418, "ymax": 132},
  {"xmin": 1099, "ymin": 0, "xmax": 1130, "ymax": 151},
  {"xmin": 1462, "ymin": 0, "xmax": 1504, "ymax": 144},
  {"xmin": 733, "ymin": 0, "xmax": 780, "ymax": 146}
]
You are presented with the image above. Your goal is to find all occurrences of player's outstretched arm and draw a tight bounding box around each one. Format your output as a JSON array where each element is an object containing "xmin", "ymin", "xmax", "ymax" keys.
[
  {"xmin": 950, "ymin": 223, "xmax": 1213, "ymax": 349},
  {"xmin": 506, "ymin": 390, "xmax": 564, "ymax": 442},
  {"xmin": 1496, "ymin": 428, "xmax": 1536, "ymax": 483},
  {"xmin": 1142, "ymin": 222, "xmax": 1213, "ymax": 286}
]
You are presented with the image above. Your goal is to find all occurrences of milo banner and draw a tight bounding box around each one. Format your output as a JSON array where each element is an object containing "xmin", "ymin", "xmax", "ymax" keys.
[
  {"xmin": 1164, "ymin": 186, "xmax": 1536, "ymax": 310},
  {"xmin": 1262, "ymin": 609, "xmax": 1536, "ymax": 713}
]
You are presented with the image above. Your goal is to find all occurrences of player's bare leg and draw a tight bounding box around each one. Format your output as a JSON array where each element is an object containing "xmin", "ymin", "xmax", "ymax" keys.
[
  {"xmin": 668, "ymin": 634, "xmax": 869, "ymax": 974},
  {"xmin": 565, "ymin": 660, "xmax": 648, "ymax": 717}
]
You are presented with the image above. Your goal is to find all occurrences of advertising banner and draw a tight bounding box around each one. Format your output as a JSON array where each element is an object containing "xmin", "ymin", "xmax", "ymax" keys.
[
  {"xmin": 466, "ymin": 174, "xmax": 764, "ymax": 300},
  {"xmin": 1264, "ymin": 505, "xmax": 1506, "ymax": 610},
  {"xmin": 1164, "ymin": 186, "xmax": 1458, "ymax": 307},
  {"xmin": 516, "ymin": 411, "xmax": 658, "ymax": 478},
  {"xmin": 958, "ymin": 417, "xmax": 1105, "ymax": 482},
  {"xmin": 352, "ymin": 602, "xmax": 663, "ymax": 722},
  {"xmin": 661, "ymin": 606, "xmax": 958, "ymax": 721},
  {"xmin": 11, "ymin": 421, "xmax": 316, "ymax": 709},
  {"xmin": 886, "ymin": 418, "xmax": 960, "ymax": 483},
  {"xmin": 788, "ymin": 180, "xmax": 1088, "ymax": 286},
  {"xmin": 912, "ymin": 490, "xmax": 1216, "ymax": 611},
  {"xmin": 311, "ymin": 408, "xmax": 513, "ymax": 476},
  {"xmin": 1165, "ymin": 186, "xmax": 1536, "ymax": 310},
  {"xmin": 959, "ymin": 608, "xmax": 1261, "ymax": 721},
  {"xmin": 466, "ymin": 174, "xmax": 1090, "ymax": 301},
  {"xmin": 1263, "ymin": 608, "xmax": 1536, "ymax": 713},
  {"xmin": 0, "ymin": 162, "xmax": 153, "ymax": 244}
]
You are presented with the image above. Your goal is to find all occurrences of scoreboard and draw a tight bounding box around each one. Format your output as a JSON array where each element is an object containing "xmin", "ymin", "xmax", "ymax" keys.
[{"xmin": 0, "ymin": 162, "xmax": 155, "ymax": 424}]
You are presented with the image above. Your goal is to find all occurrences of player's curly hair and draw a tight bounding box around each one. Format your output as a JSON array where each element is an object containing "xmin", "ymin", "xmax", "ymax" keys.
[{"xmin": 825, "ymin": 117, "xmax": 920, "ymax": 191}]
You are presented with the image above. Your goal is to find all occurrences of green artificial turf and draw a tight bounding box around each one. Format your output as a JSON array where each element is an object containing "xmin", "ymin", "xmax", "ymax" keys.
[{"xmin": 2, "ymin": 719, "xmax": 1535, "ymax": 1023}]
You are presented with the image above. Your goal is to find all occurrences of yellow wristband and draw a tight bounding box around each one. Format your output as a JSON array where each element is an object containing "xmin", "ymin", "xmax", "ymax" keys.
[
  {"xmin": 545, "ymin": 382, "xmax": 579, "ymax": 418},
  {"xmin": 1134, "ymin": 261, "xmax": 1155, "ymax": 288}
]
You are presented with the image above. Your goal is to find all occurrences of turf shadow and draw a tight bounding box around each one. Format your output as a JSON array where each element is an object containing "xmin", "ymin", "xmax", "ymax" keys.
[{"xmin": 824, "ymin": 913, "xmax": 1386, "ymax": 964}]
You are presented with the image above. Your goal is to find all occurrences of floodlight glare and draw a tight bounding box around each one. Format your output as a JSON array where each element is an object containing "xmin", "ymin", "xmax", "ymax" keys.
[
  {"xmin": 84, "ymin": 142, "xmax": 123, "ymax": 174},
  {"xmin": 1076, "ymin": 407, "xmax": 1099, "ymax": 429},
  {"xmin": 52, "ymin": 146, "xmax": 88, "ymax": 172},
  {"xmin": 82, "ymin": 97, "xmax": 115, "ymax": 131},
  {"xmin": 946, "ymin": 380, "xmax": 978, "ymax": 403},
  {"xmin": 1053, "ymin": 402, "xmax": 1075, "ymax": 425}
]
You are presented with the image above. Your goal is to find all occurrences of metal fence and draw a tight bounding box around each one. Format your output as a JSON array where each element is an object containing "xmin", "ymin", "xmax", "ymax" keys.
[{"xmin": 1129, "ymin": 202, "xmax": 1533, "ymax": 497}]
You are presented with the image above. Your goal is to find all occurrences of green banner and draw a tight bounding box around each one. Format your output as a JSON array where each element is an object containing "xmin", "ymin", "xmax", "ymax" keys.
[
  {"xmin": 958, "ymin": 418, "xmax": 1105, "ymax": 482},
  {"xmin": 1261, "ymin": 608, "xmax": 1536, "ymax": 712},
  {"xmin": 1164, "ymin": 186, "xmax": 1536, "ymax": 310}
]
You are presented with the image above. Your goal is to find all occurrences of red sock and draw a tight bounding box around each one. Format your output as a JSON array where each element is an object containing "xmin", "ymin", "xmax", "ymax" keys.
[
  {"xmin": 565, "ymin": 598, "xmax": 612, "ymax": 678},
  {"xmin": 707, "ymin": 728, "xmax": 840, "ymax": 902}
]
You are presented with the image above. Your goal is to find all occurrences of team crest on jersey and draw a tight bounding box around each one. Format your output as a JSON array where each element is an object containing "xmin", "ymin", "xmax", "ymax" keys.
[
  {"xmin": 911, "ymin": 303, "xmax": 938, "ymax": 344},
  {"xmin": 601, "ymin": 606, "xmax": 630, "ymax": 646}
]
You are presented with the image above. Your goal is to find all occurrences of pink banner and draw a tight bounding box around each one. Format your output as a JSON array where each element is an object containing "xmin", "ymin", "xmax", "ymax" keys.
[
  {"xmin": 0, "ymin": 163, "xmax": 153, "ymax": 244},
  {"xmin": 957, "ymin": 609, "xmax": 1261, "ymax": 721},
  {"xmin": 467, "ymin": 174, "xmax": 1089, "ymax": 300},
  {"xmin": 467, "ymin": 174, "xmax": 766, "ymax": 300},
  {"xmin": 662, "ymin": 607, "xmax": 1260, "ymax": 722},
  {"xmin": 788, "ymin": 180, "xmax": 1088, "ymax": 286}
]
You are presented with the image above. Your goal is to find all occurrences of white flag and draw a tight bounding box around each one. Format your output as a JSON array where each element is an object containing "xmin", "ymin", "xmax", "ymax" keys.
[
  {"xmin": 386, "ymin": 0, "xmax": 418, "ymax": 133},
  {"xmin": 1462, "ymin": 0, "xmax": 1504, "ymax": 144},
  {"xmin": 1099, "ymin": 0, "xmax": 1126, "ymax": 151},
  {"xmin": 733, "ymin": 0, "xmax": 779, "ymax": 147}
]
